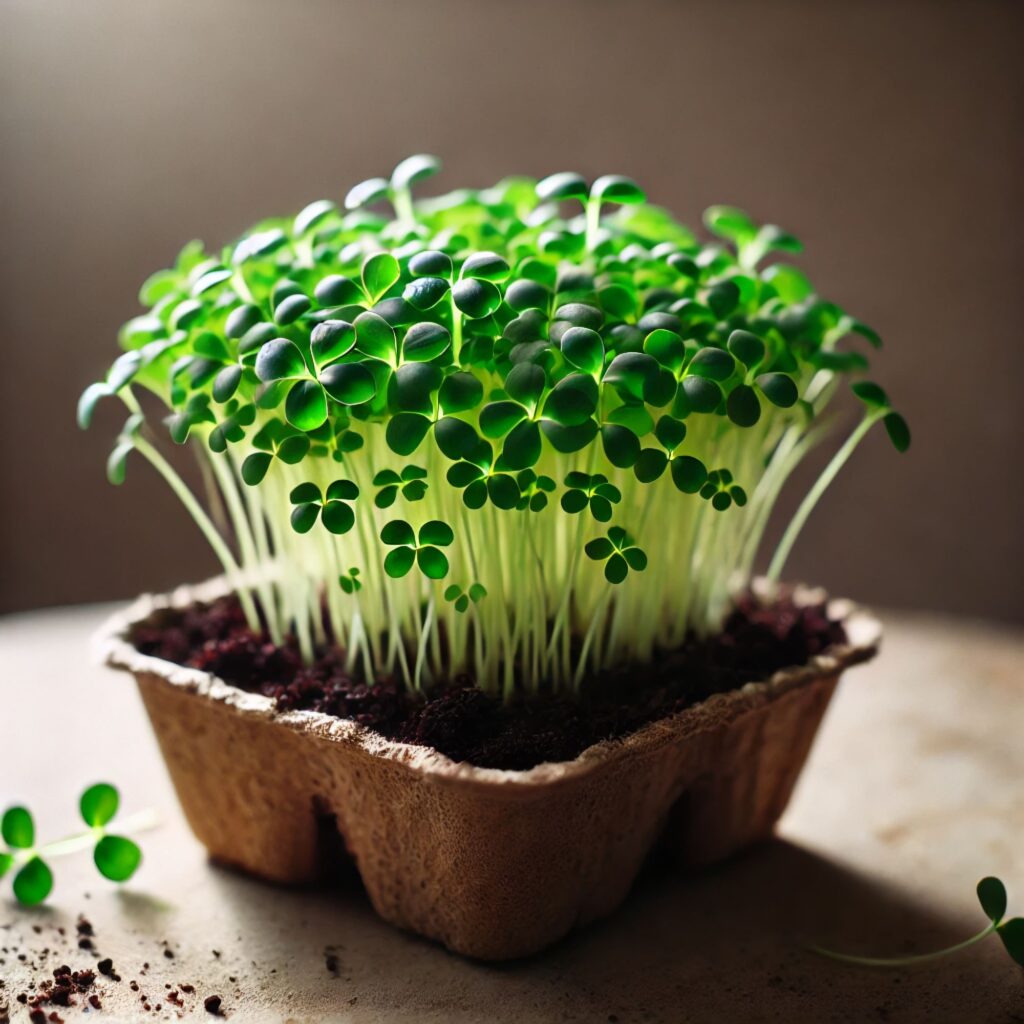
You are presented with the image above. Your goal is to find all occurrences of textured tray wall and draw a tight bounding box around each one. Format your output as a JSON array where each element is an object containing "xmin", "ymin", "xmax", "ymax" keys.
[{"xmin": 135, "ymin": 668, "xmax": 838, "ymax": 960}]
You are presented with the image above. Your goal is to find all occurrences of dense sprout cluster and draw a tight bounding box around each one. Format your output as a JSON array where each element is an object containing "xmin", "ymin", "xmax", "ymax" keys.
[{"xmin": 81, "ymin": 156, "xmax": 908, "ymax": 696}]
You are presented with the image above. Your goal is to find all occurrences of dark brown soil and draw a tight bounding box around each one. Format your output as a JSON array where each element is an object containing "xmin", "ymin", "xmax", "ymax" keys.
[{"xmin": 131, "ymin": 592, "xmax": 846, "ymax": 771}]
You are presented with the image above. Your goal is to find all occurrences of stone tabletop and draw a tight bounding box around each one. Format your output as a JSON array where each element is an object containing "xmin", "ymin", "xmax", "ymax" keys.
[{"xmin": 1, "ymin": 603, "xmax": 1022, "ymax": 1022}]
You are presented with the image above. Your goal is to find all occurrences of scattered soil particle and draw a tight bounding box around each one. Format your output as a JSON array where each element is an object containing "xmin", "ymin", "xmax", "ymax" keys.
[
  {"xmin": 134, "ymin": 590, "xmax": 847, "ymax": 771},
  {"xmin": 163, "ymin": 948, "xmax": 175, "ymax": 959},
  {"xmin": 18, "ymin": 964, "xmax": 98, "ymax": 1023},
  {"xmin": 96, "ymin": 957, "xmax": 121, "ymax": 981},
  {"xmin": 204, "ymin": 994, "xmax": 223, "ymax": 1016}
]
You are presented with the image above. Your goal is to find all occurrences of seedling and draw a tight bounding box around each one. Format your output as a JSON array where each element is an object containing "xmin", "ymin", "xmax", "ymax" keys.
[
  {"xmin": 81, "ymin": 157, "xmax": 909, "ymax": 695},
  {"xmin": 812, "ymin": 876, "xmax": 1024, "ymax": 968},
  {"xmin": 1, "ymin": 784, "xmax": 152, "ymax": 905}
]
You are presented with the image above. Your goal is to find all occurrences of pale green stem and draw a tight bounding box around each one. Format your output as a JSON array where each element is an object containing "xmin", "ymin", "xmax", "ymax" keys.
[
  {"xmin": 133, "ymin": 436, "xmax": 260, "ymax": 629},
  {"xmin": 768, "ymin": 411, "xmax": 883, "ymax": 581},
  {"xmin": 33, "ymin": 809, "xmax": 161, "ymax": 859},
  {"xmin": 810, "ymin": 922, "xmax": 996, "ymax": 968}
]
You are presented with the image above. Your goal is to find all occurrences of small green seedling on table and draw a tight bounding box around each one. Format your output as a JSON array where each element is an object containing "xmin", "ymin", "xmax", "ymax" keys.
[
  {"xmin": 813, "ymin": 876, "xmax": 1024, "ymax": 968},
  {"xmin": 81, "ymin": 156, "xmax": 910, "ymax": 698},
  {"xmin": 1, "ymin": 784, "xmax": 150, "ymax": 905}
]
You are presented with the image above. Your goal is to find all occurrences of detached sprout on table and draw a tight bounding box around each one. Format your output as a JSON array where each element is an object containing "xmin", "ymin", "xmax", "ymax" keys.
[
  {"xmin": 1, "ymin": 784, "xmax": 152, "ymax": 905},
  {"xmin": 814, "ymin": 876, "xmax": 1024, "ymax": 969}
]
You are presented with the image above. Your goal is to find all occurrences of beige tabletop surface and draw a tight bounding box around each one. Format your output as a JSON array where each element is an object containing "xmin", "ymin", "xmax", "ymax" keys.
[{"xmin": 1, "ymin": 602, "xmax": 1022, "ymax": 1023}]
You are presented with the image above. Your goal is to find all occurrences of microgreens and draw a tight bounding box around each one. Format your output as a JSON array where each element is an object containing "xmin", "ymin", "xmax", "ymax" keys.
[
  {"xmin": 81, "ymin": 156, "xmax": 909, "ymax": 695},
  {"xmin": 813, "ymin": 876, "xmax": 1024, "ymax": 968},
  {"xmin": 1, "ymin": 785, "xmax": 150, "ymax": 905}
]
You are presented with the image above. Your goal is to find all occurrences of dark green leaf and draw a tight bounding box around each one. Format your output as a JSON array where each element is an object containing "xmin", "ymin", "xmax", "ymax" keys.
[
  {"xmin": 278, "ymin": 435, "xmax": 311, "ymax": 463},
  {"xmin": 225, "ymin": 304, "xmax": 262, "ymax": 339},
  {"xmin": 689, "ymin": 348, "xmax": 736, "ymax": 382},
  {"xmin": 727, "ymin": 384, "xmax": 761, "ymax": 427},
  {"xmin": 486, "ymin": 474, "xmax": 519, "ymax": 509},
  {"xmin": 604, "ymin": 553, "xmax": 628, "ymax": 583},
  {"xmin": 403, "ymin": 276, "xmax": 449, "ymax": 311},
  {"xmin": 384, "ymin": 545, "xmax": 416, "ymax": 578},
  {"xmin": 290, "ymin": 503, "xmax": 320, "ymax": 533},
  {"xmin": 480, "ymin": 400, "xmax": 528, "ymax": 438},
  {"xmin": 505, "ymin": 363, "xmax": 547, "ymax": 406},
  {"xmin": 354, "ymin": 311, "xmax": 397, "ymax": 363},
  {"xmin": 728, "ymin": 329, "xmax": 766, "ymax": 368},
  {"xmin": 541, "ymin": 418, "xmax": 597, "ymax": 453},
  {"xmin": 403, "ymin": 322, "xmax": 451, "ymax": 362},
  {"xmin": 634, "ymin": 448, "xmax": 668, "ymax": 482},
  {"xmin": 391, "ymin": 154, "xmax": 441, "ymax": 191},
  {"xmin": 997, "ymin": 918, "xmax": 1024, "ymax": 966},
  {"xmin": 94, "ymin": 835, "xmax": 142, "ymax": 882},
  {"xmin": 285, "ymin": 380, "xmax": 328, "ymax": 431},
  {"xmin": 707, "ymin": 279, "xmax": 740, "ymax": 318},
  {"xmin": 255, "ymin": 338, "xmax": 306, "ymax": 382},
  {"xmin": 274, "ymin": 293, "xmax": 311, "ymax": 325},
  {"xmin": 852, "ymin": 381, "xmax": 890, "ymax": 408},
  {"xmin": 241, "ymin": 452, "xmax": 272, "ymax": 485},
  {"xmin": 703, "ymin": 205, "xmax": 757, "ymax": 244},
  {"xmin": 381, "ymin": 519, "xmax": 416, "ymax": 546},
  {"xmin": 681, "ymin": 375, "xmax": 722, "ymax": 413},
  {"xmin": 80, "ymin": 783, "xmax": 119, "ymax": 828},
  {"xmin": 463, "ymin": 251, "xmax": 510, "ymax": 282},
  {"xmin": 439, "ymin": 371, "xmax": 483, "ymax": 413},
  {"xmin": 452, "ymin": 278, "xmax": 501, "ymax": 319},
  {"xmin": 506, "ymin": 279, "xmax": 550, "ymax": 312},
  {"xmin": 554, "ymin": 303, "xmax": 603, "ymax": 330},
  {"xmin": 756, "ymin": 373, "xmax": 799, "ymax": 408},
  {"xmin": 585, "ymin": 537, "xmax": 614, "ymax": 560},
  {"xmin": 416, "ymin": 546, "xmax": 449, "ymax": 579},
  {"xmin": 383, "ymin": 411, "xmax": 430, "ymax": 454},
  {"xmin": 394, "ymin": 362, "xmax": 442, "ymax": 412},
  {"xmin": 409, "ymin": 250, "xmax": 453, "ymax": 278},
  {"xmin": 320, "ymin": 362, "xmax": 376, "ymax": 406},
  {"xmin": 344, "ymin": 176, "xmax": 390, "ymax": 210},
  {"xmin": 644, "ymin": 329, "xmax": 685, "ymax": 372},
  {"xmin": 311, "ymin": 320, "xmax": 356, "ymax": 366},
  {"xmin": 591, "ymin": 175, "xmax": 645, "ymax": 204},
  {"xmin": 561, "ymin": 326, "xmax": 604, "ymax": 375},
  {"xmin": 322, "ymin": 500, "xmax": 356, "ymax": 535},
  {"xmin": 978, "ymin": 877, "xmax": 1008, "ymax": 924},
  {"xmin": 623, "ymin": 547, "xmax": 648, "ymax": 571},
  {"xmin": 418, "ymin": 520, "xmax": 454, "ymax": 546},
  {"xmin": 362, "ymin": 252, "xmax": 401, "ymax": 302},
  {"xmin": 671, "ymin": 455, "xmax": 707, "ymax": 493},
  {"xmin": 212, "ymin": 365, "xmax": 243, "ymax": 404},
  {"xmin": 536, "ymin": 172, "xmax": 588, "ymax": 202},
  {"xmin": 13, "ymin": 857, "xmax": 52, "ymax": 905},
  {"xmin": 434, "ymin": 416, "xmax": 479, "ymax": 459},
  {"xmin": 501, "ymin": 420, "xmax": 541, "ymax": 469},
  {"xmin": 294, "ymin": 198, "xmax": 335, "ymax": 235},
  {"xmin": 763, "ymin": 263, "xmax": 812, "ymax": 304},
  {"xmin": 884, "ymin": 411, "xmax": 911, "ymax": 452},
  {"xmin": 78, "ymin": 382, "xmax": 112, "ymax": 429},
  {"xmin": 655, "ymin": 415, "xmax": 687, "ymax": 451},
  {"xmin": 2, "ymin": 806, "xmax": 34, "ymax": 848},
  {"xmin": 604, "ymin": 352, "xmax": 658, "ymax": 402},
  {"xmin": 314, "ymin": 274, "xmax": 364, "ymax": 307},
  {"xmin": 601, "ymin": 424, "xmax": 640, "ymax": 468}
]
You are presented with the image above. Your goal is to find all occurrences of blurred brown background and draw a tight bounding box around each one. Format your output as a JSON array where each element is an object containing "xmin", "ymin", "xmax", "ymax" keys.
[{"xmin": 1, "ymin": 0, "xmax": 1021, "ymax": 621}]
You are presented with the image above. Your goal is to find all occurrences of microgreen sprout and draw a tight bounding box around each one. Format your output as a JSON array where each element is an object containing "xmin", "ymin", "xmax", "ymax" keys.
[
  {"xmin": 1, "ymin": 785, "xmax": 153, "ymax": 905},
  {"xmin": 812, "ymin": 876, "xmax": 1024, "ymax": 968},
  {"xmin": 81, "ymin": 156, "xmax": 909, "ymax": 696}
]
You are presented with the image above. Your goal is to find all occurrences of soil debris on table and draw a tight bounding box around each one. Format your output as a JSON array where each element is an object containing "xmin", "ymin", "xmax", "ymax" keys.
[{"xmin": 133, "ymin": 591, "xmax": 847, "ymax": 771}]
